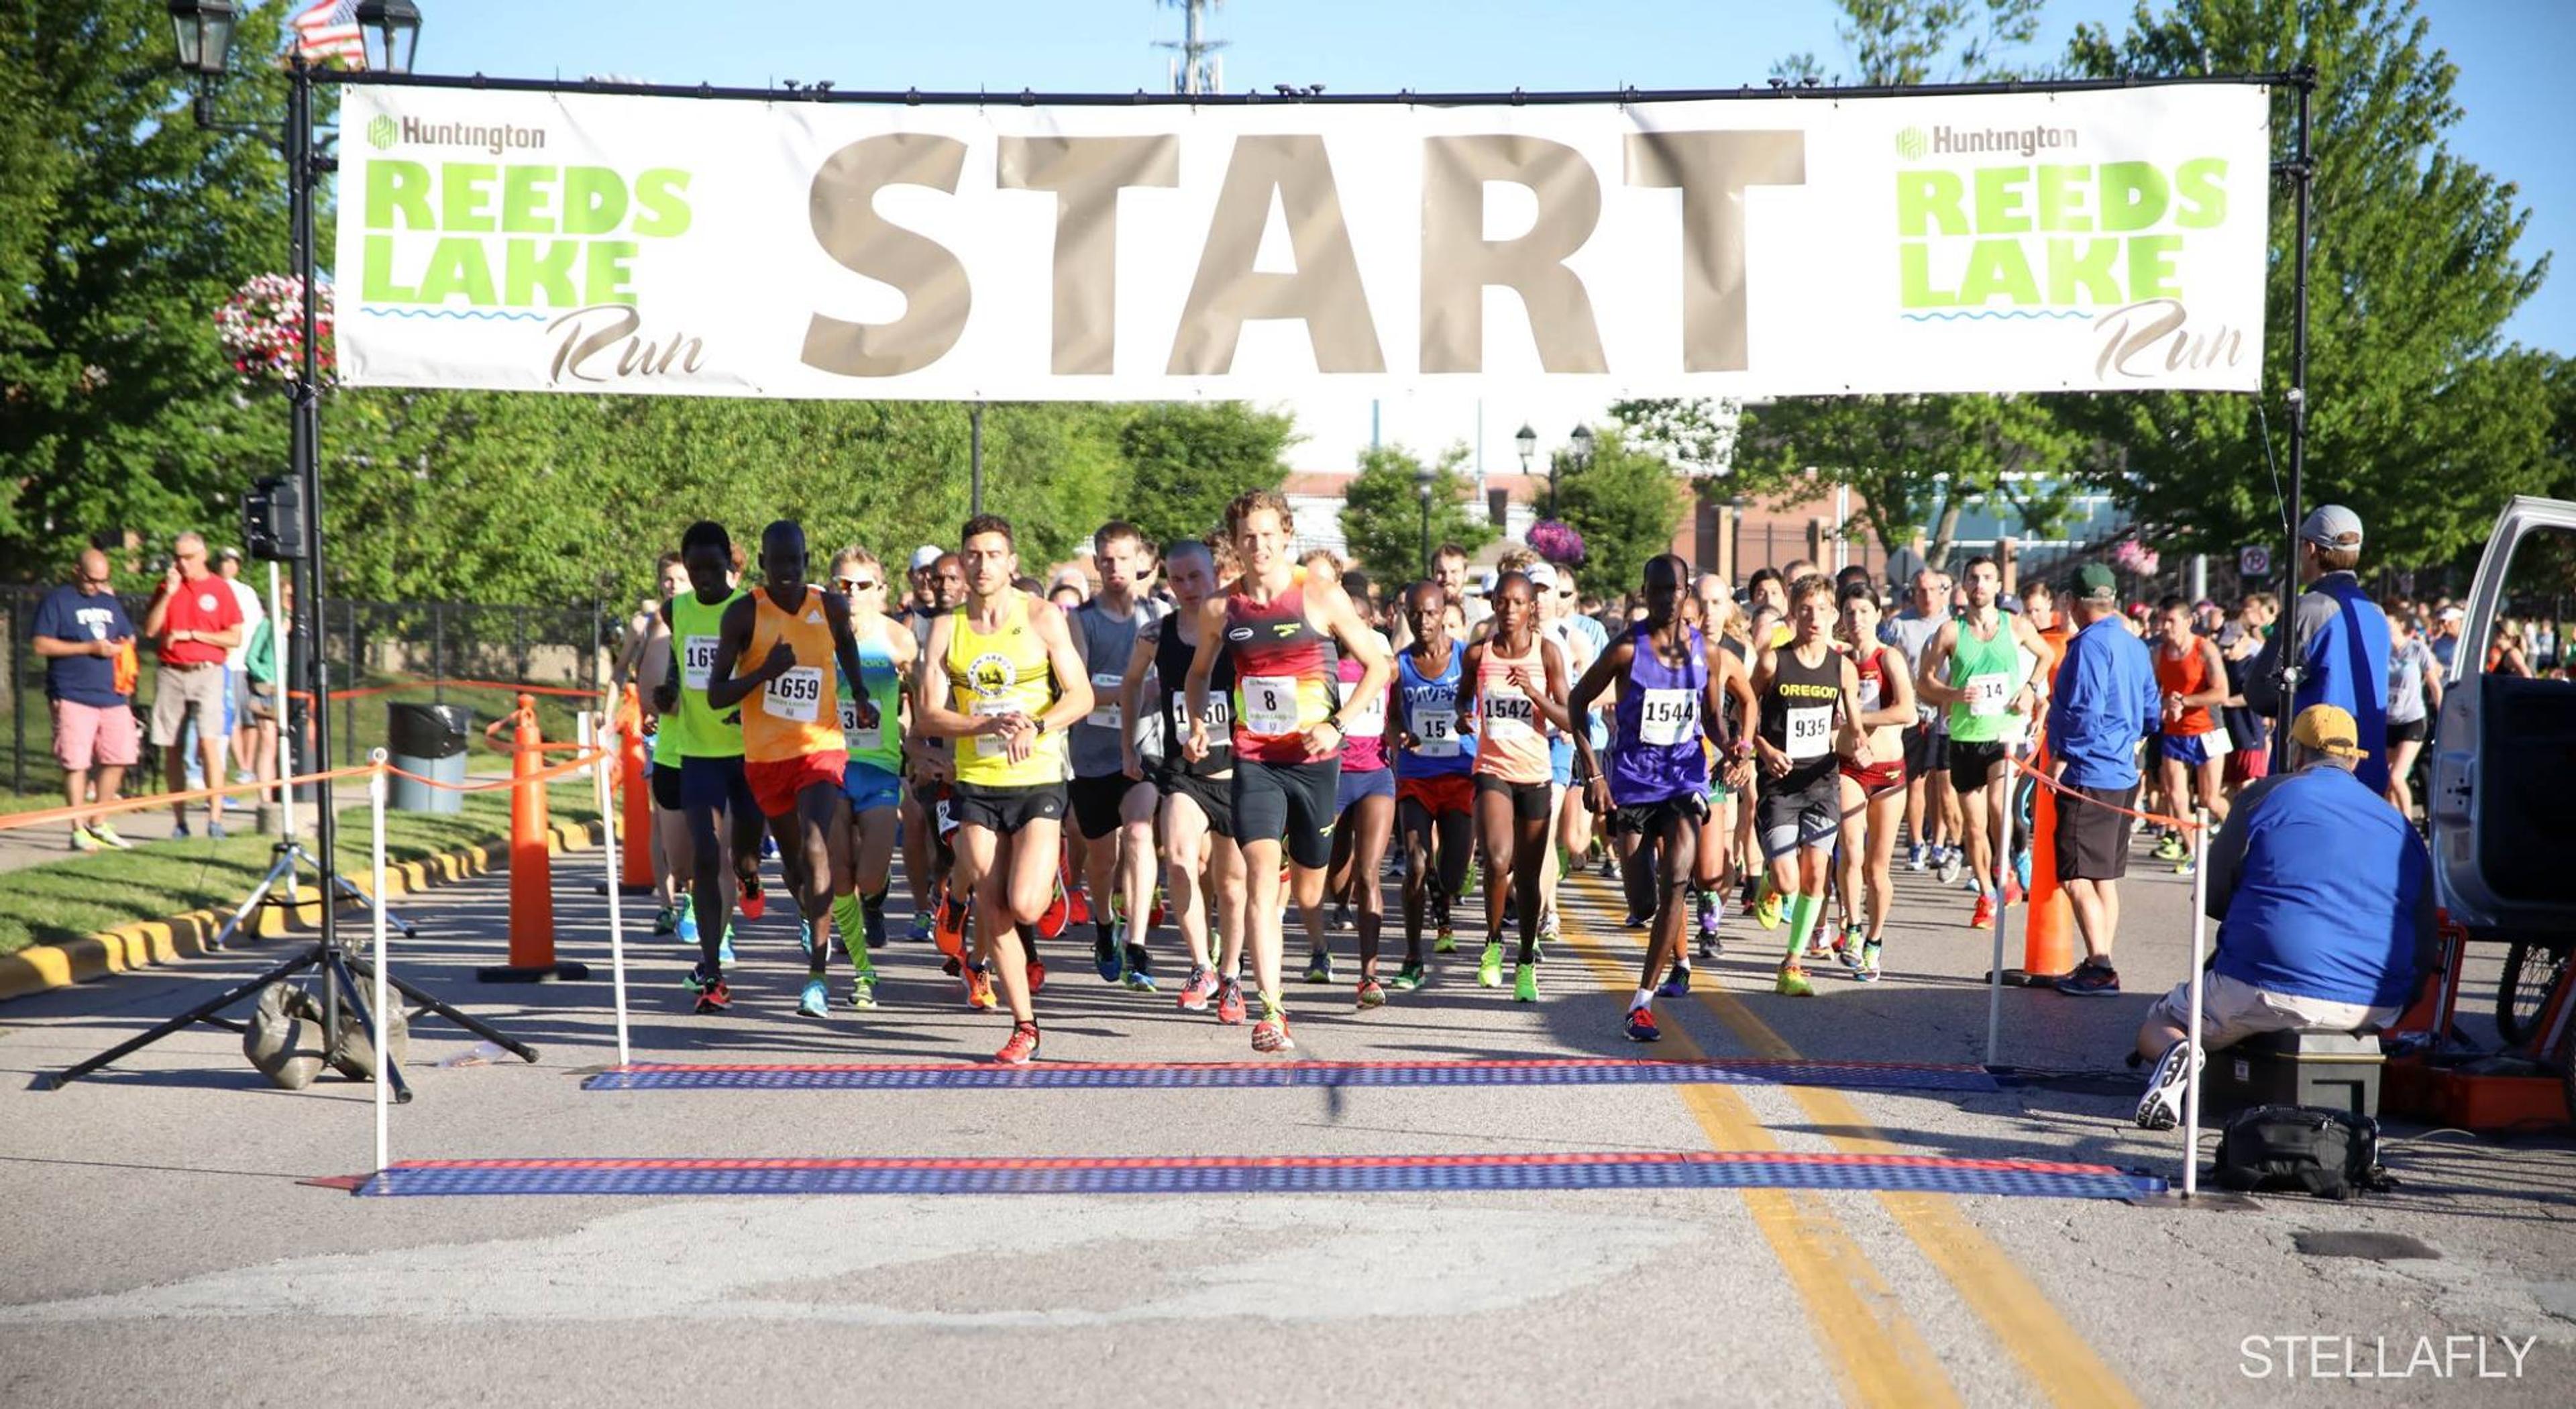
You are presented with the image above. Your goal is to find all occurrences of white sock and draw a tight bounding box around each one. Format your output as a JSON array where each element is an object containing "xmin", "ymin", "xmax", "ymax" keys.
[{"xmin": 1632, "ymin": 987, "xmax": 1655, "ymax": 1011}]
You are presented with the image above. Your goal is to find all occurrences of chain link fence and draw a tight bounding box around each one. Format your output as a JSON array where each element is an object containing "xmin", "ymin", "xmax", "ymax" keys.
[{"xmin": 3, "ymin": 584, "xmax": 625, "ymax": 800}]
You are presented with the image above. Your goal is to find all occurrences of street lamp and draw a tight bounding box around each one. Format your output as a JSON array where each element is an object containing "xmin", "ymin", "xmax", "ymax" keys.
[
  {"xmin": 1415, "ymin": 461, "xmax": 1437, "ymax": 575},
  {"xmin": 356, "ymin": 0, "xmax": 426, "ymax": 78},
  {"xmin": 1514, "ymin": 422, "xmax": 1537, "ymax": 475},
  {"xmin": 1568, "ymin": 423, "xmax": 1595, "ymax": 466},
  {"xmin": 1554, "ymin": 423, "xmax": 1595, "ymax": 521}
]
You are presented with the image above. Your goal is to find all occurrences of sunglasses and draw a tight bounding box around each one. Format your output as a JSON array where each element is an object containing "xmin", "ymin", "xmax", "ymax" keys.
[{"xmin": 838, "ymin": 577, "xmax": 879, "ymax": 592}]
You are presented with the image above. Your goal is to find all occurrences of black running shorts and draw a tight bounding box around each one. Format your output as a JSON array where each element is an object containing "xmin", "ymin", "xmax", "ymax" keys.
[
  {"xmin": 1948, "ymin": 739, "xmax": 2010, "ymax": 794},
  {"xmin": 1232, "ymin": 757, "xmax": 1340, "ymax": 869},
  {"xmin": 1474, "ymin": 773, "xmax": 1553, "ymax": 823},
  {"xmin": 950, "ymin": 780, "xmax": 1067, "ymax": 835},
  {"xmin": 1068, "ymin": 772, "xmax": 1147, "ymax": 840},
  {"xmin": 2054, "ymin": 782, "xmax": 2135, "ymax": 882},
  {"xmin": 1155, "ymin": 765, "xmax": 1236, "ymax": 840}
]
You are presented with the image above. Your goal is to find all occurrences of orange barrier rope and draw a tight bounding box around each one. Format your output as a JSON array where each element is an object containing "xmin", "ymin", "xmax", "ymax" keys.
[
  {"xmin": 290, "ymin": 675, "xmax": 605, "ymax": 704},
  {"xmin": 0, "ymin": 763, "xmax": 378, "ymax": 836},
  {"xmin": 2008, "ymin": 754, "xmax": 2206, "ymax": 832}
]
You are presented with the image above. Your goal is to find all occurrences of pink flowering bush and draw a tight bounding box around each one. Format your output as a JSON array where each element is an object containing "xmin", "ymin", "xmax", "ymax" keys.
[
  {"xmin": 216, "ymin": 274, "xmax": 335, "ymax": 388},
  {"xmin": 2110, "ymin": 537, "xmax": 2160, "ymax": 578},
  {"xmin": 1528, "ymin": 519, "xmax": 1587, "ymax": 566}
]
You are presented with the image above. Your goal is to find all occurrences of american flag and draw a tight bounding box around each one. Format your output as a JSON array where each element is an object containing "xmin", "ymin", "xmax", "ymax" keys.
[{"xmin": 290, "ymin": 0, "xmax": 366, "ymax": 68}]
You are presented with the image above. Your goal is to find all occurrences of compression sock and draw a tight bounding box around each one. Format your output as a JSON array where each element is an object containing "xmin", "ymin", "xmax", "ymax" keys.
[
  {"xmin": 830, "ymin": 893, "xmax": 864, "ymax": 957},
  {"xmin": 1784, "ymin": 892, "xmax": 1821, "ymax": 963}
]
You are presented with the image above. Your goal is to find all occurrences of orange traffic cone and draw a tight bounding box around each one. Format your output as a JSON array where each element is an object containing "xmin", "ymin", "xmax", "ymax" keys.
[
  {"xmin": 2012, "ymin": 770, "xmax": 2079, "ymax": 984},
  {"xmin": 603, "ymin": 685, "xmax": 655, "ymax": 894},
  {"xmin": 479, "ymin": 694, "xmax": 590, "ymax": 983}
]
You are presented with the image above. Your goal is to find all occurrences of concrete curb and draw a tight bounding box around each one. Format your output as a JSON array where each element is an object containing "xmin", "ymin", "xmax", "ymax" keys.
[{"xmin": 0, "ymin": 818, "xmax": 608, "ymax": 1004}]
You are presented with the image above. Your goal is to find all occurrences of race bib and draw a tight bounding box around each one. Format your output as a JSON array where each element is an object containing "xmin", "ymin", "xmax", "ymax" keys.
[
  {"xmin": 1857, "ymin": 674, "xmax": 1883, "ymax": 715},
  {"xmin": 1411, "ymin": 707, "xmax": 1460, "ymax": 758},
  {"xmin": 1785, "ymin": 704, "xmax": 1833, "ymax": 761},
  {"xmin": 1171, "ymin": 693, "xmax": 1232, "ymax": 736},
  {"xmin": 767, "ymin": 666, "xmax": 823, "ymax": 725},
  {"xmin": 1085, "ymin": 671, "xmax": 1124, "ymax": 731},
  {"xmin": 1338, "ymin": 680, "xmax": 1386, "ymax": 739},
  {"xmin": 973, "ymin": 699, "xmax": 1019, "ymax": 758},
  {"xmin": 1639, "ymin": 688, "xmax": 1697, "ymax": 747},
  {"xmin": 1966, "ymin": 672, "xmax": 2012, "ymax": 718},
  {"xmin": 1484, "ymin": 688, "xmax": 1538, "ymax": 741},
  {"xmin": 839, "ymin": 695, "xmax": 881, "ymax": 753},
  {"xmin": 1241, "ymin": 674, "xmax": 1300, "ymax": 735},
  {"xmin": 682, "ymin": 634, "xmax": 718, "ymax": 690}
]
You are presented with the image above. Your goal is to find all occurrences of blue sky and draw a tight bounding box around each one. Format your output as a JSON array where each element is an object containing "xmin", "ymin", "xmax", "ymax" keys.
[{"xmin": 407, "ymin": 0, "xmax": 2570, "ymax": 354}]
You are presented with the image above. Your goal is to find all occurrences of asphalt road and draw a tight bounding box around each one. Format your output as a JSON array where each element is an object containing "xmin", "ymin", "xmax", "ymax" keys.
[{"xmin": 2, "ymin": 827, "xmax": 2571, "ymax": 1407}]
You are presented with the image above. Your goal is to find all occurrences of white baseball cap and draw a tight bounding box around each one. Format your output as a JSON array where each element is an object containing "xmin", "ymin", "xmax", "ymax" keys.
[
  {"xmin": 910, "ymin": 545, "xmax": 943, "ymax": 570},
  {"xmin": 1525, "ymin": 563, "xmax": 1558, "ymax": 592}
]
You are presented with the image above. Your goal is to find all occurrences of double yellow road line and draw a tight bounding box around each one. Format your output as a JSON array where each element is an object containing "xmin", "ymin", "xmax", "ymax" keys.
[{"xmin": 1557, "ymin": 875, "xmax": 2136, "ymax": 1408}]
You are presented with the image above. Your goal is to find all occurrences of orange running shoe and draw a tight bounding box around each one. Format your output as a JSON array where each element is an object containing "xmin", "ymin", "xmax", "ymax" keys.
[
  {"xmin": 739, "ymin": 874, "xmax": 765, "ymax": 923},
  {"xmin": 965, "ymin": 966, "xmax": 998, "ymax": 1010},
  {"xmin": 994, "ymin": 1021, "xmax": 1040, "ymax": 1065},
  {"xmin": 933, "ymin": 887, "xmax": 969, "ymax": 963},
  {"xmin": 1968, "ymin": 896, "xmax": 1996, "ymax": 930}
]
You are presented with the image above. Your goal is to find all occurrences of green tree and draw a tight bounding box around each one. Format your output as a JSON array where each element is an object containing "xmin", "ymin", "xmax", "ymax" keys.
[
  {"xmin": 1116, "ymin": 402, "xmax": 1295, "ymax": 549},
  {"xmin": 1338, "ymin": 442, "xmax": 1497, "ymax": 588},
  {"xmin": 2061, "ymin": 0, "xmax": 2556, "ymax": 566},
  {"xmin": 1556, "ymin": 427, "xmax": 1686, "ymax": 598},
  {"xmin": 1, "ymin": 0, "xmax": 294, "ymax": 579}
]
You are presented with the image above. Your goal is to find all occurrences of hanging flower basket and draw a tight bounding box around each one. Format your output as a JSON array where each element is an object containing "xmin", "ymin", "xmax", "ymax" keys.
[
  {"xmin": 1528, "ymin": 519, "xmax": 1587, "ymax": 566},
  {"xmin": 215, "ymin": 274, "xmax": 335, "ymax": 390},
  {"xmin": 2109, "ymin": 537, "xmax": 2160, "ymax": 580}
]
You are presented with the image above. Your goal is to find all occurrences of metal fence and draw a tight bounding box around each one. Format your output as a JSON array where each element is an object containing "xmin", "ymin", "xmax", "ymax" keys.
[{"xmin": 3, "ymin": 584, "xmax": 623, "ymax": 798}]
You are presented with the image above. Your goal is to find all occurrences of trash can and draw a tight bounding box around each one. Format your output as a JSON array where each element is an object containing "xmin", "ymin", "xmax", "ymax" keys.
[{"xmin": 386, "ymin": 702, "xmax": 472, "ymax": 814}]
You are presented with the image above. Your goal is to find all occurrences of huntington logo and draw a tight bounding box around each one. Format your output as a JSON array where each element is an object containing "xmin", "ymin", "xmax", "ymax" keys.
[
  {"xmin": 366, "ymin": 114, "xmax": 398, "ymax": 151},
  {"xmin": 1895, "ymin": 126, "xmax": 1928, "ymax": 160}
]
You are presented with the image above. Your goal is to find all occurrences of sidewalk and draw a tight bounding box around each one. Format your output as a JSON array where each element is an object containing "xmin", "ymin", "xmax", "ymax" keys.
[{"xmin": 0, "ymin": 767, "xmax": 530, "ymax": 877}]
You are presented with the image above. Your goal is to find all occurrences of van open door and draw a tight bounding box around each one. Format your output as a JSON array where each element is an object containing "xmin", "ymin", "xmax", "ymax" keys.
[{"xmin": 2428, "ymin": 496, "xmax": 2576, "ymax": 939}]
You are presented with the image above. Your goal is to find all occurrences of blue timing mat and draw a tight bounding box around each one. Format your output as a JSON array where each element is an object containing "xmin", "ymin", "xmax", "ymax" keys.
[
  {"xmin": 354, "ymin": 1152, "xmax": 2159, "ymax": 1199},
  {"xmin": 581, "ymin": 1057, "xmax": 2000, "ymax": 1094}
]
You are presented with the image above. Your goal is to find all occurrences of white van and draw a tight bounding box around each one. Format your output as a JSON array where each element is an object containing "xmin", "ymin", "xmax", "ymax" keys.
[{"xmin": 2425, "ymin": 495, "xmax": 2576, "ymax": 1065}]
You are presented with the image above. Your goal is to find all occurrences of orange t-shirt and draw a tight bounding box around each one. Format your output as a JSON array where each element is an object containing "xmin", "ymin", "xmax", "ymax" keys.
[
  {"xmin": 741, "ymin": 586, "xmax": 843, "ymax": 763},
  {"xmin": 2155, "ymin": 638, "xmax": 2216, "ymax": 737}
]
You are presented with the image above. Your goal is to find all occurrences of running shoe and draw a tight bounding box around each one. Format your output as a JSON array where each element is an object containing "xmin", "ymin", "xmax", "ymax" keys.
[
  {"xmin": 844, "ymin": 943, "xmax": 879, "ymax": 1010},
  {"xmin": 1695, "ymin": 904, "xmax": 1723, "ymax": 960},
  {"xmin": 1094, "ymin": 927, "xmax": 1124, "ymax": 983},
  {"xmin": 1906, "ymin": 843, "xmax": 1925, "ymax": 872},
  {"xmin": 1623, "ymin": 1002, "xmax": 1662, "ymax": 1043},
  {"xmin": 1026, "ymin": 955, "xmax": 1049, "ymax": 992},
  {"xmin": 1434, "ymin": 921, "xmax": 1458, "ymax": 955},
  {"xmin": 692, "ymin": 979, "xmax": 732, "ymax": 1014},
  {"xmin": 965, "ymin": 966, "xmax": 999, "ymax": 1010},
  {"xmin": 1512, "ymin": 962, "xmax": 1538, "ymax": 1003},
  {"xmin": 1657, "ymin": 963, "xmax": 1693, "ymax": 999},
  {"xmin": 172, "ymin": 817, "xmax": 191, "ymax": 839},
  {"xmin": 1356, "ymin": 977, "xmax": 1386, "ymax": 1010},
  {"xmin": 1037, "ymin": 877, "xmax": 1073, "ymax": 941},
  {"xmin": 1177, "ymin": 965, "xmax": 1218, "ymax": 1012},
  {"xmin": 2055, "ymin": 961, "xmax": 2121, "ymax": 997},
  {"xmin": 933, "ymin": 892, "xmax": 969, "ymax": 962},
  {"xmin": 2152, "ymin": 833, "xmax": 2186, "ymax": 864},
  {"xmin": 1251, "ymin": 1013, "xmax": 1296, "ymax": 1053},
  {"xmin": 2174, "ymin": 859, "xmax": 2197, "ymax": 878},
  {"xmin": 1623, "ymin": 906, "xmax": 1654, "ymax": 929},
  {"xmin": 1065, "ymin": 878, "xmax": 1093, "ymax": 927},
  {"xmin": 2013, "ymin": 849, "xmax": 2032, "ymax": 895},
  {"xmin": 1754, "ymin": 888, "xmax": 1785, "ymax": 932},
  {"xmin": 739, "ymin": 876, "xmax": 765, "ymax": 921},
  {"xmin": 1774, "ymin": 961, "xmax": 1815, "ymax": 998},
  {"xmin": 88, "ymin": 821, "xmax": 133, "ymax": 851},
  {"xmin": 1804, "ymin": 931, "xmax": 1837, "ymax": 962},
  {"xmin": 1835, "ymin": 925, "xmax": 1866, "ymax": 970},
  {"xmin": 994, "ymin": 1021, "xmax": 1042, "ymax": 1065},
  {"xmin": 1855, "ymin": 942, "xmax": 1883, "ymax": 983},
  {"xmin": 863, "ymin": 898, "xmax": 888, "ymax": 949},
  {"xmin": 1120, "ymin": 943, "xmax": 1157, "ymax": 993},
  {"xmin": 651, "ymin": 904, "xmax": 678, "ymax": 937},
  {"xmin": 1934, "ymin": 849, "xmax": 1963, "ymax": 886},
  {"xmin": 682, "ymin": 960, "xmax": 720, "ymax": 994},
  {"xmin": 1216, "ymin": 977, "xmax": 1248, "ymax": 1025},
  {"xmin": 2002, "ymin": 878, "xmax": 2024, "ymax": 906},
  {"xmin": 1477, "ymin": 940, "xmax": 1504, "ymax": 988},
  {"xmin": 797, "ymin": 978, "xmax": 830, "ymax": 1019},
  {"xmin": 905, "ymin": 911, "xmax": 934, "ymax": 944},
  {"xmin": 718, "ymin": 923, "xmax": 737, "ymax": 967},
  {"xmin": 1968, "ymin": 896, "xmax": 1995, "ymax": 931},
  {"xmin": 69, "ymin": 827, "xmax": 99, "ymax": 853},
  {"xmin": 1332, "ymin": 901, "xmax": 1352, "ymax": 933},
  {"xmin": 2133, "ymin": 1039, "xmax": 2204, "ymax": 1131},
  {"xmin": 676, "ymin": 894, "xmax": 699, "ymax": 947},
  {"xmin": 1393, "ymin": 960, "xmax": 1428, "ymax": 992},
  {"xmin": 1461, "ymin": 861, "xmax": 1480, "ymax": 898},
  {"xmin": 1601, "ymin": 853, "xmax": 1621, "ymax": 882},
  {"xmin": 1304, "ymin": 950, "xmax": 1335, "ymax": 984},
  {"xmin": 1535, "ymin": 910, "xmax": 1558, "ymax": 963},
  {"xmin": 206, "ymin": 821, "xmax": 227, "ymax": 840}
]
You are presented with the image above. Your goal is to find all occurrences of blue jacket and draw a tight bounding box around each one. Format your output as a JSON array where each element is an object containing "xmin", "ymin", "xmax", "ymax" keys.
[
  {"xmin": 2047, "ymin": 615, "xmax": 2161, "ymax": 789},
  {"xmin": 2247, "ymin": 573, "xmax": 2392, "ymax": 793},
  {"xmin": 2206, "ymin": 764, "xmax": 2434, "ymax": 1010}
]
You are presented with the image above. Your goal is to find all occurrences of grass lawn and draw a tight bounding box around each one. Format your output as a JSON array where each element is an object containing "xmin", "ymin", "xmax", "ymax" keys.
[{"xmin": 0, "ymin": 785, "xmax": 602, "ymax": 960}]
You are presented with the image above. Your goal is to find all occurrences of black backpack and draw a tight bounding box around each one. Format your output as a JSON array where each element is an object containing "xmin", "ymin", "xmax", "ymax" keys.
[{"xmin": 2210, "ymin": 1105, "xmax": 2393, "ymax": 1200}]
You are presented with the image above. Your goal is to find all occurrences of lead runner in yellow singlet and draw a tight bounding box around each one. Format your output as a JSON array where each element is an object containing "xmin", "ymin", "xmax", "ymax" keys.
[{"xmin": 706, "ymin": 520, "xmax": 879, "ymax": 1021}]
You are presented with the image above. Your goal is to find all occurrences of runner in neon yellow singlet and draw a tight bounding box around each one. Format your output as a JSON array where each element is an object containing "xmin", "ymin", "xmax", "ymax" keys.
[{"xmin": 652, "ymin": 522, "xmax": 767, "ymax": 1014}]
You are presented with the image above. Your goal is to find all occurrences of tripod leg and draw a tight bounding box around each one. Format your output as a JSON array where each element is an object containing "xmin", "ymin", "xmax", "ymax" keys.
[
  {"xmin": 209, "ymin": 852, "xmax": 299, "ymax": 951},
  {"xmin": 323, "ymin": 950, "xmax": 412, "ymax": 1104},
  {"xmin": 333, "ymin": 870, "xmax": 420, "ymax": 938},
  {"xmin": 347, "ymin": 958, "xmax": 541, "ymax": 1063},
  {"xmin": 46, "ymin": 952, "xmax": 321, "ymax": 1088}
]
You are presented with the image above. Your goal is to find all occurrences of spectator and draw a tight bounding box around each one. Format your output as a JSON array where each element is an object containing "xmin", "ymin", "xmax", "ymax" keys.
[
  {"xmin": 31, "ymin": 548, "xmax": 141, "ymax": 851},
  {"xmin": 141, "ymin": 531, "xmax": 244, "ymax": 837},
  {"xmin": 2487, "ymin": 619, "xmax": 2534, "ymax": 678},
  {"xmin": 2046, "ymin": 564, "xmax": 2163, "ymax": 996},
  {"xmin": 2132, "ymin": 704, "xmax": 2435, "ymax": 1131},
  {"xmin": 2216, "ymin": 592, "xmax": 2275, "ymax": 794},
  {"xmin": 215, "ymin": 547, "xmax": 266, "ymax": 785},
  {"xmin": 2247, "ymin": 505, "xmax": 2393, "ymax": 794},
  {"xmin": 2382, "ymin": 607, "xmax": 2443, "ymax": 821},
  {"xmin": 2428, "ymin": 604, "xmax": 2465, "ymax": 672},
  {"xmin": 244, "ymin": 581, "xmax": 294, "ymax": 804}
]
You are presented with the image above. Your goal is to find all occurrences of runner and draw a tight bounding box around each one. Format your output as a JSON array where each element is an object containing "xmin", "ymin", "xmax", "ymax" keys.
[
  {"xmin": 631, "ymin": 552, "xmax": 691, "ymax": 937},
  {"xmin": 898, "ymin": 550, "xmax": 967, "ymax": 941},
  {"xmin": 1067, "ymin": 521, "xmax": 1164, "ymax": 992},
  {"xmin": 1688, "ymin": 580, "xmax": 1755, "ymax": 958},
  {"xmin": 652, "ymin": 523, "xmax": 767, "ymax": 1014},
  {"xmin": 704, "ymin": 521, "xmax": 875, "ymax": 1019},
  {"xmin": 1833, "ymin": 582, "xmax": 1914, "ymax": 980},
  {"xmin": 1886, "ymin": 568, "xmax": 1957, "ymax": 878},
  {"xmin": 1576, "ymin": 556, "xmax": 1757, "ymax": 1036},
  {"xmin": 1316, "ymin": 567, "xmax": 1397, "ymax": 1006},
  {"xmin": 1458, "ymin": 571, "xmax": 1576, "ymax": 1002},
  {"xmin": 1915, "ymin": 557, "xmax": 2049, "ymax": 931},
  {"xmin": 1183, "ymin": 490, "xmax": 1389, "ymax": 1052},
  {"xmin": 2151, "ymin": 594, "xmax": 2233, "ymax": 876},
  {"xmin": 2383, "ymin": 606, "xmax": 2443, "ymax": 820},
  {"xmin": 824, "ymin": 547, "xmax": 914, "ymax": 1007},
  {"xmin": 1393, "ymin": 580, "xmax": 1475, "ymax": 989},
  {"xmin": 1121, "ymin": 536, "xmax": 1248, "ymax": 1019},
  {"xmin": 1752, "ymin": 574, "xmax": 1868, "ymax": 997},
  {"xmin": 918, "ymin": 515, "xmax": 1093, "ymax": 1064},
  {"xmin": 1530, "ymin": 562, "xmax": 1602, "ymax": 959}
]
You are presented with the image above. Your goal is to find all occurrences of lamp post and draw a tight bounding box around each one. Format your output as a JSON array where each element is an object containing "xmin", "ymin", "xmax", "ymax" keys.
[
  {"xmin": 1514, "ymin": 421, "xmax": 1537, "ymax": 512},
  {"xmin": 1558, "ymin": 423, "xmax": 1594, "ymax": 520},
  {"xmin": 1415, "ymin": 461, "xmax": 1436, "ymax": 574}
]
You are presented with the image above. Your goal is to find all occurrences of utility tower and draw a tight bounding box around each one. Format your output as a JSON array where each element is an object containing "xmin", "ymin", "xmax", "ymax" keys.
[{"xmin": 1157, "ymin": 0, "xmax": 1227, "ymax": 95}]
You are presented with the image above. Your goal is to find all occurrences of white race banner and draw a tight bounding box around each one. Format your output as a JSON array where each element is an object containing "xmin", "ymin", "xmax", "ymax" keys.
[{"xmin": 335, "ymin": 85, "xmax": 2269, "ymax": 399}]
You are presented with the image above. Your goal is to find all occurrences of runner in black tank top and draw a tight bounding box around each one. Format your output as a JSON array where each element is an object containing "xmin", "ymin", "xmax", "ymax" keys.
[{"xmin": 1750, "ymin": 574, "xmax": 1865, "ymax": 998}]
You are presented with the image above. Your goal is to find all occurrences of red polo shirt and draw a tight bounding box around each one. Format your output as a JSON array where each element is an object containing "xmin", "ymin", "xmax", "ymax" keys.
[{"xmin": 157, "ymin": 574, "xmax": 243, "ymax": 667}]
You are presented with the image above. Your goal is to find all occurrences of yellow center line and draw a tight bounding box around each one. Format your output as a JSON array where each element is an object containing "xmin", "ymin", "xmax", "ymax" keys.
[
  {"xmin": 1567, "ymin": 874, "xmax": 2139, "ymax": 1409},
  {"xmin": 1556, "ymin": 904, "xmax": 1962, "ymax": 1409}
]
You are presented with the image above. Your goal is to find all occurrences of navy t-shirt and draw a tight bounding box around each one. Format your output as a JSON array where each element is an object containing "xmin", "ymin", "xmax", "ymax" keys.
[{"xmin": 33, "ymin": 586, "xmax": 136, "ymax": 707}]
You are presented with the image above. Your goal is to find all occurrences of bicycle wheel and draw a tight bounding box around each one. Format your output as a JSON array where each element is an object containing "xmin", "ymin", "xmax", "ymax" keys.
[{"xmin": 2497, "ymin": 939, "xmax": 2572, "ymax": 1048}]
